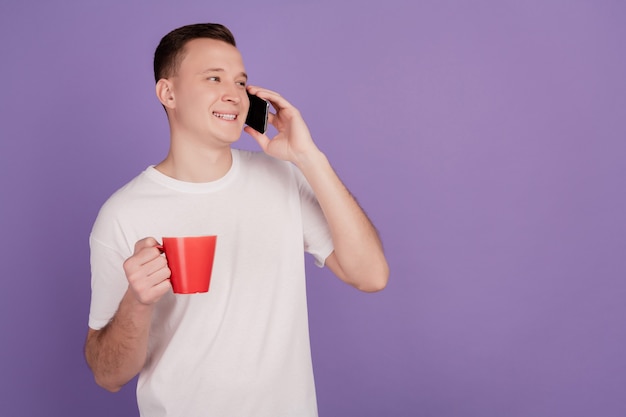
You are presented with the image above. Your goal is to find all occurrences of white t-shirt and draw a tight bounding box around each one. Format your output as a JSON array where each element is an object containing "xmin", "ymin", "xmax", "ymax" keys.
[{"xmin": 88, "ymin": 149, "xmax": 333, "ymax": 417}]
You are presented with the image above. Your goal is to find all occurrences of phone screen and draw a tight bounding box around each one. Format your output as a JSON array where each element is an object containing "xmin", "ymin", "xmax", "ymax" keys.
[{"xmin": 245, "ymin": 92, "xmax": 269, "ymax": 134}]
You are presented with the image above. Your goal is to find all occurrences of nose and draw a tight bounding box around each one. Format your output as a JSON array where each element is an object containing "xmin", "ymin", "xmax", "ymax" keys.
[{"xmin": 221, "ymin": 84, "xmax": 242, "ymax": 104}]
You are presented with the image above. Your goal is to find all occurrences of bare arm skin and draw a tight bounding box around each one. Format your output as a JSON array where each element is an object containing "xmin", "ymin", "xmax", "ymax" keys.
[
  {"xmin": 245, "ymin": 86, "xmax": 389, "ymax": 292},
  {"xmin": 86, "ymin": 86, "xmax": 388, "ymax": 391},
  {"xmin": 85, "ymin": 238, "xmax": 171, "ymax": 392},
  {"xmin": 295, "ymin": 150, "xmax": 388, "ymax": 292}
]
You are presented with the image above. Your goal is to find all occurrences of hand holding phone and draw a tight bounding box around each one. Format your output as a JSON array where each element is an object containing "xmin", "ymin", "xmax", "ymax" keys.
[{"xmin": 245, "ymin": 92, "xmax": 269, "ymax": 134}]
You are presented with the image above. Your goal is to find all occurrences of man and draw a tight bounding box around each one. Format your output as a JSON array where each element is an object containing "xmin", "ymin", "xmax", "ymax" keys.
[{"xmin": 85, "ymin": 23, "xmax": 388, "ymax": 416}]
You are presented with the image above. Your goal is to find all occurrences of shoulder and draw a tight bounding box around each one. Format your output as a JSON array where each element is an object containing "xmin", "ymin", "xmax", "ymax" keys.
[
  {"xmin": 234, "ymin": 149, "xmax": 295, "ymax": 178},
  {"xmin": 99, "ymin": 170, "xmax": 152, "ymax": 210},
  {"xmin": 91, "ymin": 169, "xmax": 154, "ymax": 235},
  {"xmin": 235, "ymin": 149, "xmax": 287, "ymax": 167}
]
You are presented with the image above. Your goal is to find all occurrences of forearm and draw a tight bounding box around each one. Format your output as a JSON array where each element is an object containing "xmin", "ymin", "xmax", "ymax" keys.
[
  {"xmin": 244, "ymin": 87, "xmax": 388, "ymax": 289},
  {"xmin": 85, "ymin": 289, "xmax": 154, "ymax": 392},
  {"xmin": 295, "ymin": 150, "xmax": 389, "ymax": 291}
]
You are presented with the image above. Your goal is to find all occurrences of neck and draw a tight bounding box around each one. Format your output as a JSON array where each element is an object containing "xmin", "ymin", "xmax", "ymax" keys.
[{"xmin": 155, "ymin": 142, "xmax": 233, "ymax": 183}]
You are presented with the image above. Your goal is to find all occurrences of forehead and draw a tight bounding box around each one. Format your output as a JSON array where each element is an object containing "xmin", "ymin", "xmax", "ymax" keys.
[{"xmin": 178, "ymin": 38, "xmax": 245, "ymax": 73}]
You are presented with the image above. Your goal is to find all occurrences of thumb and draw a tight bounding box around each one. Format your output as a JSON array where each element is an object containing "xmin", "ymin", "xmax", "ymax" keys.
[{"xmin": 244, "ymin": 126, "xmax": 270, "ymax": 152}]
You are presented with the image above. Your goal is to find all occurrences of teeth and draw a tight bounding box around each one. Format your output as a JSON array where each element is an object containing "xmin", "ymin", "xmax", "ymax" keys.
[{"xmin": 213, "ymin": 112, "xmax": 237, "ymax": 121}]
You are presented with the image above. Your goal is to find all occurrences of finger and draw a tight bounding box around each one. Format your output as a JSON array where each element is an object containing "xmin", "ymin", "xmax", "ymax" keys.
[
  {"xmin": 151, "ymin": 278, "xmax": 173, "ymax": 296},
  {"xmin": 267, "ymin": 112, "xmax": 278, "ymax": 126},
  {"xmin": 125, "ymin": 255, "xmax": 168, "ymax": 283},
  {"xmin": 127, "ymin": 260, "xmax": 170, "ymax": 295},
  {"xmin": 123, "ymin": 245, "xmax": 165, "ymax": 283},
  {"xmin": 144, "ymin": 254, "xmax": 170, "ymax": 278},
  {"xmin": 131, "ymin": 245, "xmax": 164, "ymax": 267},
  {"xmin": 248, "ymin": 87, "xmax": 291, "ymax": 111},
  {"xmin": 133, "ymin": 237, "xmax": 160, "ymax": 254},
  {"xmin": 144, "ymin": 278, "xmax": 173, "ymax": 303},
  {"xmin": 134, "ymin": 274, "xmax": 172, "ymax": 305},
  {"xmin": 247, "ymin": 85, "xmax": 281, "ymax": 97},
  {"xmin": 244, "ymin": 126, "xmax": 270, "ymax": 151}
]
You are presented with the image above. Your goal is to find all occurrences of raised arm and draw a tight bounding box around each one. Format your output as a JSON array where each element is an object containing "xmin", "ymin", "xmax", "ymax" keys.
[
  {"xmin": 85, "ymin": 238, "xmax": 171, "ymax": 392},
  {"xmin": 245, "ymin": 87, "xmax": 389, "ymax": 292}
]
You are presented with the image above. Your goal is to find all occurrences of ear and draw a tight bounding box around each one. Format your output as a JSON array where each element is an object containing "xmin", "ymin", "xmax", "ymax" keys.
[{"xmin": 156, "ymin": 79, "xmax": 175, "ymax": 109}]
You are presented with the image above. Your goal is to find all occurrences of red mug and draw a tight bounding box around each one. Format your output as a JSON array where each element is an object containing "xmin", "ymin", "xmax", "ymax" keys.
[{"xmin": 158, "ymin": 235, "xmax": 217, "ymax": 294}]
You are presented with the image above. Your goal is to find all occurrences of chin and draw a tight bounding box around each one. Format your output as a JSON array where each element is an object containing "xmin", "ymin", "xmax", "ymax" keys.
[{"xmin": 218, "ymin": 132, "xmax": 242, "ymax": 145}]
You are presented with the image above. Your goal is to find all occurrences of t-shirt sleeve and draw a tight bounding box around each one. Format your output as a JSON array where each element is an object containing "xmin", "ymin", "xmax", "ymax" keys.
[
  {"xmin": 88, "ymin": 234, "xmax": 129, "ymax": 330},
  {"xmin": 292, "ymin": 165, "xmax": 334, "ymax": 267}
]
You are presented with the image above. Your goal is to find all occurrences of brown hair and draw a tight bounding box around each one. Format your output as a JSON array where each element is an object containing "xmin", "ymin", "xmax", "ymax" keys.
[{"xmin": 153, "ymin": 23, "xmax": 236, "ymax": 82}]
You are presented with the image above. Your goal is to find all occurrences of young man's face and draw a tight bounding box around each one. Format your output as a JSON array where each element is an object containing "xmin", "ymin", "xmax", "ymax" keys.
[{"xmin": 166, "ymin": 38, "xmax": 250, "ymax": 146}]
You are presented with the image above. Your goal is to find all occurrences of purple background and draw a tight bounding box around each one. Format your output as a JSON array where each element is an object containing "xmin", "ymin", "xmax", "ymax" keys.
[{"xmin": 1, "ymin": 1, "xmax": 625, "ymax": 416}]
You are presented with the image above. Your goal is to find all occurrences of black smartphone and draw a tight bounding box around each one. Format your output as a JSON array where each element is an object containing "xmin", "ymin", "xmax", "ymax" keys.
[{"xmin": 245, "ymin": 92, "xmax": 269, "ymax": 134}]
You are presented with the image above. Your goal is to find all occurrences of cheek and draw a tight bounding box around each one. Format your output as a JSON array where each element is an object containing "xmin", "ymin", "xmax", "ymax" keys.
[
  {"xmin": 175, "ymin": 82, "xmax": 206, "ymax": 105},
  {"xmin": 179, "ymin": 96, "xmax": 213, "ymax": 123},
  {"xmin": 180, "ymin": 90, "xmax": 204, "ymax": 107},
  {"xmin": 242, "ymin": 97, "xmax": 251, "ymax": 116}
]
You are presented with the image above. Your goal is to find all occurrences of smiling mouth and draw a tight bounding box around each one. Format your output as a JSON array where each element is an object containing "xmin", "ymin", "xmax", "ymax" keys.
[{"xmin": 213, "ymin": 112, "xmax": 237, "ymax": 121}]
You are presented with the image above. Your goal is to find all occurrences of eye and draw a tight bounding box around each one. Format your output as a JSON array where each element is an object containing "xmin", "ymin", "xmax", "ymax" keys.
[
  {"xmin": 207, "ymin": 76, "xmax": 220, "ymax": 82},
  {"xmin": 236, "ymin": 80, "xmax": 247, "ymax": 88}
]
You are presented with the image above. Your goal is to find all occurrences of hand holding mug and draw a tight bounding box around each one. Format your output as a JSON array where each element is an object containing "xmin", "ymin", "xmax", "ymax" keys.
[{"xmin": 123, "ymin": 237, "xmax": 172, "ymax": 305}]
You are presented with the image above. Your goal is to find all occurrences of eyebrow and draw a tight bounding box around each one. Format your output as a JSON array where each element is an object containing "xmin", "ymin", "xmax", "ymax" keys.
[{"xmin": 201, "ymin": 68, "xmax": 248, "ymax": 80}]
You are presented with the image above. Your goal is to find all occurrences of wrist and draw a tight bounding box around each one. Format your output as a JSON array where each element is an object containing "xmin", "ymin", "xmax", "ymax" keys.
[
  {"xmin": 122, "ymin": 289, "xmax": 156, "ymax": 320},
  {"xmin": 293, "ymin": 148, "xmax": 327, "ymax": 173}
]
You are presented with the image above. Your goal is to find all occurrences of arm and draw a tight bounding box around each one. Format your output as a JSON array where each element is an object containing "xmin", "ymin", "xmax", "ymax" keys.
[
  {"xmin": 294, "ymin": 151, "xmax": 388, "ymax": 292},
  {"xmin": 85, "ymin": 238, "xmax": 171, "ymax": 392},
  {"xmin": 245, "ymin": 87, "xmax": 389, "ymax": 292}
]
